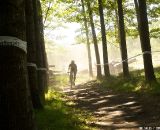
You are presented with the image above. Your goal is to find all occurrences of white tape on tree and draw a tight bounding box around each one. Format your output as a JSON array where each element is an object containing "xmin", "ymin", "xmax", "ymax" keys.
[
  {"xmin": 0, "ymin": 36, "xmax": 27, "ymax": 53},
  {"xmin": 27, "ymin": 63, "xmax": 37, "ymax": 68},
  {"xmin": 95, "ymin": 51, "xmax": 160, "ymax": 66},
  {"xmin": 37, "ymin": 68, "xmax": 47, "ymax": 71}
]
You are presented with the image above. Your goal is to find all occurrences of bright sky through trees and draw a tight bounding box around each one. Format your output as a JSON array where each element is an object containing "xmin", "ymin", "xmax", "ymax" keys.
[{"xmin": 44, "ymin": 22, "xmax": 81, "ymax": 46}]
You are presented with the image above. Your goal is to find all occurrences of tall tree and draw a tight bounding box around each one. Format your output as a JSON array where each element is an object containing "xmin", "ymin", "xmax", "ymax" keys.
[
  {"xmin": 81, "ymin": 0, "xmax": 93, "ymax": 78},
  {"xmin": 98, "ymin": 0, "xmax": 110, "ymax": 77},
  {"xmin": 25, "ymin": 0, "xmax": 43, "ymax": 108},
  {"xmin": 134, "ymin": 0, "xmax": 140, "ymax": 32},
  {"xmin": 32, "ymin": 0, "xmax": 48, "ymax": 104},
  {"xmin": 136, "ymin": 0, "xmax": 156, "ymax": 81},
  {"xmin": 86, "ymin": 0, "xmax": 102, "ymax": 79},
  {"xmin": 0, "ymin": 0, "xmax": 36, "ymax": 129},
  {"xmin": 37, "ymin": 0, "xmax": 49, "ymax": 93},
  {"xmin": 117, "ymin": 0, "xmax": 130, "ymax": 77}
]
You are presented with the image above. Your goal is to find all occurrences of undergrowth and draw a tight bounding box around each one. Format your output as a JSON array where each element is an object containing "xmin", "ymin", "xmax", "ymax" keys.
[
  {"xmin": 49, "ymin": 73, "xmax": 94, "ymax": 91},
  {"xmin": 100, "ymin": 68, "xmax": 160, "ymax": 94},
  {"xmin": 35, "ymin": 90, "xmax": 96, "ymax": 130}
]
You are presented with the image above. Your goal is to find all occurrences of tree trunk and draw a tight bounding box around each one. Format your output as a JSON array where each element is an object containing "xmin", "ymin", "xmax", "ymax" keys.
[
  {"xmin": 25, "ymin": 0, "xmax": 43, "ymax": 109},
  {"xmin": 98, "ymin": 0, "xmax": 110, "ymax": 77},
  {"xmin": 117, "ymin": 0, "xmax": 130, "ymax": 77},
  {"xmin": 37, "ymin": 0, "xmax": 48, "ymax": 97},
  {"xmin": 136, "ymin": 0, "xmax": 156, "ymax": 81},
  {"xmin": 0, "ymin": 1, "xmax": 37, "ymax": 130},
  {"xmin": 38, "ymin": 1, "xmax": 49, "ymax": 93},
  {"xmin": 81, "ymin": 0, "xmax": 93, "ymax": 78},
  {"xmin": 134, "ymin": 0, "xmax": 140, "ymax": 32},
  {"xmin": 86, "ymin": 0, "xmax": 102, "ymax": 79},
  {"xmin": 32, "ymin": 0, "xmax": 48, "ymax": 104},
  {"xmin": 114, "ymin": 8, "xmax": 120, "ymax": 44}
]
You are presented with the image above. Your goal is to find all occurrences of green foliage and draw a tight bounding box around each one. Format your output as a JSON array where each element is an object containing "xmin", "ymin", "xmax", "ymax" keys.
[
  {"xmin": 150, "ymin": 28, "xmax": 160, "ymax": 38},
  {"xmin": 40, "ymin": 0, "xmax": 160, "ymax": 41},
  {"xmin": 105, "ymin": 0, "xmax": 160, "ymax": 38},
  {"xmin": 35, "ymin": 90, "xmax": 96, "ymax": 130},
  {"xmin": 100, "ymin": 67, "xmax": 160, "ymax": 94},
  {"xmin": 49, "ymin": 73, "xmax": 92, "ymax": 91},
  {"xmin": 49, "ymin": 74, "xmax": 69, "ymax": 91}
]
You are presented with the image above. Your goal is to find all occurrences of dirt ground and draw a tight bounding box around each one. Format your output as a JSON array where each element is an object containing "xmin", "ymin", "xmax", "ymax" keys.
[{"xmin": 64, "ymin": 80, "xmax": 160, "ymax": 130}]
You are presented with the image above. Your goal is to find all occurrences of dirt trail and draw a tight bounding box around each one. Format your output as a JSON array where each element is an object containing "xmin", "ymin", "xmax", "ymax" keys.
[{"xmin": 64, "ymin": 80, "xmax": 160, "ymax": 130}]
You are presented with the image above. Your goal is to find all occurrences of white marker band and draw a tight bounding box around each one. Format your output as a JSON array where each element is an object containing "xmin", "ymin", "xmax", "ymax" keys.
[
  {"xmin": 37, "ymin": 68, "xmax": 47, "ymax": 71},
  {"xmin": 27, "ymin": 63, "xmax": 37, "ymax": 68},
  {"xmin": 27, "ymin": 63, "xmax": 47, "ymax": 72},
  {"xmin": 0, "ymin": 36, "xmax": 27, "ymax": 53},
  {"xmin": 95, "ymin": 51, "xmax": 160, "ymax": 66}
]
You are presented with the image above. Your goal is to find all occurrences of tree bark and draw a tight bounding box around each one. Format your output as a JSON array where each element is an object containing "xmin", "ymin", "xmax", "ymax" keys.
[
  {"xmin": 32, "ymin": 0, "xmax": 48, "ymax": 104},
  {"xmin": 38, "ymin": 1, "xmax": 49, "ymax": 93},
  {"xmin": 98, "ymin": 0, "xmax": 110, "ymax": 77},
  {"xmin": 37, "ymin": 0, "xmax": 49, "ymax": 96},
  {"xmin": 117, "ymin": 0, "xmax": 130, "ymax": 77},
  {"xmin": 0, "ymin": 0, "xmax": 37, "ymax": 129},
  {"xmin": 25, "ymin": 0, "xmax": 43, "ymax": 108},
  {"xmin": 134, "ymin": 0, "xmax": 140, "ymax": 32},
  {"xmin": 86, "ymin": 0, "xmax": 102, "ymax": 79},
  {"xmin": 136, "ymin": 0, "xmax": 156, "ymax": 81},
  {"xmin": 114, "ymin": 7, "xmax": 120, "ymax": 44},
  {"xmin": 81, "ymin": 0, "xmax": 93, "ymax": 78}
]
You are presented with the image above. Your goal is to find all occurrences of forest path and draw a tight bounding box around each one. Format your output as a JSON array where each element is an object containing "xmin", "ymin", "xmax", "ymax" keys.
[{"xmin": 64, "ymin": 80, "xmax": 160, "ymax": 130}]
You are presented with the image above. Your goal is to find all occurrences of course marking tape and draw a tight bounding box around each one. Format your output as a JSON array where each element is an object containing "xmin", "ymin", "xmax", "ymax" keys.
[
  {"xmin": 0, "ymin": 36, "xmax": 27, "ymax": 53},
  {"xmin": 27, "ymin": 63, "xmax": 37, "ymax": 68},
  {"xmin": 96, "ymin": 51, "xmax": 160, "ymax": 66},
  {"xmin": 37, "ymin": 68, "xmax": 47, "ymax": 71}
]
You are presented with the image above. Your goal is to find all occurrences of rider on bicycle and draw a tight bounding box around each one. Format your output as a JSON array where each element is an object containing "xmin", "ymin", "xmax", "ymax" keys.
[{"xmin": 68, "ymin": 60, "xmax": 77, "ymax": 83}]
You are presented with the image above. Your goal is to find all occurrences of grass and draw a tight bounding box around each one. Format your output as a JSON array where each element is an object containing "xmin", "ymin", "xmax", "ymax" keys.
[
  {"xmin": 49, "ymin": 74, "xmax": 69, "ymax": 90},
  {"xmin": 49, "ymin": 73, "xmax": 93, "ymax": 91},
  {"xmin": 100, "ymin": 68, "xmax": 160, "ymax": 94},
  {"xmin": 35, "ymin": 90, "xmax": 96, "ymax": 130}
]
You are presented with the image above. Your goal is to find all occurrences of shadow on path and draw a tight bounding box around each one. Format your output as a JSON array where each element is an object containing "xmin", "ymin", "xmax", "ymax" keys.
[{"xmin": 64, "ymin": 81, "xmax": 160, "ymax": 130}]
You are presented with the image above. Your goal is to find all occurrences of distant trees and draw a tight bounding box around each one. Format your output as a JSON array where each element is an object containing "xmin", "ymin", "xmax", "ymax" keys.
[
  {"xmin": 41, "ymin": 0, "xmax": 159, "ymax": 83},
  {"xmin": 86, "ymin": 0, "xmax": 102, "ymax": 79},
  {"xmin": 116, "ymin": 0, "xmax": 130, "ymax": 77},
  {"xmin": 81, "ymin": 0, "xmax": 93, "ymax": 78},
  {"xmin": 98, "ymin": 0, "xmax": 110, "ymax": 77}
]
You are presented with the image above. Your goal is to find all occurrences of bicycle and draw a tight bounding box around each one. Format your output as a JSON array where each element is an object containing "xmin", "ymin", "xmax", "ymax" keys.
[{"xmin": 68, "ymin": 71, "xmax": 75, "ymax": 89}]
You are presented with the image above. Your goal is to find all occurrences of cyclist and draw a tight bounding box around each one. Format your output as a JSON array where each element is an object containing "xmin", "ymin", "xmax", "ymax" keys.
[{"xmin": 68, "ymin": 60, "xmax": 77, "ymax": 85}]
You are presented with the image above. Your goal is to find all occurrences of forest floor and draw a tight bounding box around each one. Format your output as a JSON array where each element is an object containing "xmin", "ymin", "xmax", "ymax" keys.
[{"xmin": 63, "ymin": 80, "xmax": 160, "ymax": 130}]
